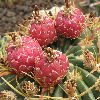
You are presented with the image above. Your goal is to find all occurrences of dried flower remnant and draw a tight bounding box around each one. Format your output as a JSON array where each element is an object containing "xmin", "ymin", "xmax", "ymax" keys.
[
  {"xmin": 0, "ymin": 90, "xmax": 16, "ymax": 100},
  {"xmin": 44, "ymin": 47, "xmax": 57, "ymax": 62},
  {"xmin": 22, "ymin": 81, "xmax": 39, "ymax": 96},
  {"xmin": 78, "ymin": 38, "xmax": 93, "ymax": 48},
  {"xmin": 83, "ymin": 49, "xmax": 96, "ymax": 69},
  {"xmin": 32, "ymin": 5, "xmax": 41, "ymax": 23},
  {"xmin": 86, "ymin": 12, "xmax": 100, "ymax": 31},
  {"xmin": 0, "ymin": 58, "xmax": 10, "ymax": 68},
  {"xmin": 69, "ymin": 67, "xmax": 82, "ymax": 80},
  {"xmin": 8, "ymin": 33, "xmax": 22, "ymax": 47},
  {"xmin": 78, "ymin": 26, "xmax": 100, "ymax": 48},
  {"xmin": 78, "ymin": 13, "xmax": 100, "ymax": 48},
  {"xmin": 64, "ymin": 78, "xmax": 77, "ymax": 97},
  {"xmin": 63, "ymin": 67, "xmax": 81, "ymax": 97},
  {"xmin": 87, "ymin": 37, "xmax": 100, "ymax": 76}
]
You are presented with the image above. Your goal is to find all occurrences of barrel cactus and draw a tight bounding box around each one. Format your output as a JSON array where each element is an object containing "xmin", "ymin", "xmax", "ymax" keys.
[{"xmin": 0, "ymin": 0, "xmax": 100, "ymax": 100}]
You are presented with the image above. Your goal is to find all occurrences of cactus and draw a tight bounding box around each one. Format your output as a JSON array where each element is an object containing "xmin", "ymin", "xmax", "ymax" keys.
[
  {"xmin": 0, "ymin": 1, "xmax": 100, "ymax": 100},
  {"xmin": 28, "ymin": 5, "xmax": 57, "ymax": 47}
]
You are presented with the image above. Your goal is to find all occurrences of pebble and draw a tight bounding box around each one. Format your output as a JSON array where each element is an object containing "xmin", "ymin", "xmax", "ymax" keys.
[
  {"xmin": 2, "ymin": 8, "xmax": 7, "ymax": 15},
  {"xmin": 0, "ymin": 13, "xmax": 3, "ymax": 19},
  {"xmin": 7, "ymin": 17, "xmax": 17, "ymax": 24},
  {"xmin": 52, "ymin": 0, "xmax": 64, "ymax": 5},
  {"xmin": 1, "ymin": 16, "xmax": 8, "ymax": 22},
  {"xmin": 0, "ymin": 8, "xmax": 3, "ymax": 12},
  {"xmin": 16, "ymin": 5, "xmax": 28, "ymax": 12},
  {"xmin": 19, "ymin": 12, "xmax": 24, "ymax": 16},
  {"xmin": 7, "ymin": 11, "xmax": 16, "ymax": 17}
]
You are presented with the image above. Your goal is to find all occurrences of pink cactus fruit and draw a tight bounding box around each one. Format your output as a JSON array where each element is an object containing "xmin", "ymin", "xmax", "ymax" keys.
[
  {"xmin": 55, "ymin": 0, "xmax": 85, "ymax": 39},
  {"xmin": 34, "ymin": 47, "xmax": 69, "ymax": 88},
  {"xmin": 28, "ymin": 5, "xmax": 57, "ymax": 46},
  {"xmin": 7, "ymin": 35, "xmax": 43, "ymax": 74}
]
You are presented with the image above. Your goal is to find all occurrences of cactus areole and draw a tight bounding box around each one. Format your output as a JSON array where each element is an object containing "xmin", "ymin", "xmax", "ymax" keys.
[
  {"xmin": 28, "ymin": 5, "xmax": 57, "ymax": 46},
  {"xmin": 55, "ymin": 0, "xmax": 85, "ymax": 39},
  {"xmin": 34, "ymin": 47, "xmax": 69, "ymax": 88},
  {"xmin": 7, "ymin": 35, "xmax": 43, "ymax": 74}
]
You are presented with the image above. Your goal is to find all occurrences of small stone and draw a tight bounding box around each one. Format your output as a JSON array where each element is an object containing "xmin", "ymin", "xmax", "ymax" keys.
[
  {"xmin": 19, "ymin": 12, "xmax": 24, "ymax": 16},
  {"xmin": 0, "ymin": 13, "xmax": 3, "ymax": 19},
  {"xmin": 25, "ymin": 0, "xmax": 32, "ymax": 6},
  {"xmin": 2, "ymin": 8, "xmax": 7, "ymax": 15},
  {"xmin": 7, "ymin": 11, "xmax": 16, "ymax": 17},
  {"xmin": 1, "ymin": 16, "xmax": 8, "ymax": 22},
  {"xmin": 0, "ymin": 8, "xmax": 3, "ymax": 13},
  {"xmin": 11, "ymin": 17, "xmax": 17, "ymax": 24},
  {"xmin": 16, "ymin": 5, "xmax": 28, "ymax": 12},
  {"xmin": 52, "ymin": 0, "xmax": 64, "ymax": 5}
]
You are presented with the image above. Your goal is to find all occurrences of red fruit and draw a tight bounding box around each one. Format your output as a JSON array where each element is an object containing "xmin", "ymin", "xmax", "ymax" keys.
[
  {"xmin": 55, "ymin": 1, "xmax": 85, "ymax": 39},
  {"xmin": 7, "ymin": 36, "xmax": 43, "ymax": 74},
  {"xmin": 28, "ymin": 6, "xmax": 57, "ymax": 46},
  {"xmin": 34, "ymin": 47, "xmax": 69, "ymax": 88}
]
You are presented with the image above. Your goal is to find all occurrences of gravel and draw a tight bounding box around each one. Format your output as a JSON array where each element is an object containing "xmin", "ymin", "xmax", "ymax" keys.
[{"xmin": 0, "ymin": 0, "xmax": 64, "ymax": 36}]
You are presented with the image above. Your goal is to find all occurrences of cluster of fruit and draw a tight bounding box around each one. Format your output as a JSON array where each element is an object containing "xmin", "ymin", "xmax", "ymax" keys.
[{"xmin": 6, "ymin": 0, "xmax": 85, "ymax": 87}]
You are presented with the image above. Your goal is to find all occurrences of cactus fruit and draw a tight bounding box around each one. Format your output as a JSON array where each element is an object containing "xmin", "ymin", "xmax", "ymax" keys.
[
  {"xmin": 6, "ymin": 35, "xmax": 43, "ymax": 74},
  {"xmin": 28, "ymin": 5, "xmax": 57, "ymax": 46},
  {"xmin": 55, "ymin": 0, "xmax": 85, "ymax": 39},
  {"xmin": 34, "ymin": 47, "xmax": 69, "ymax": 88}
]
